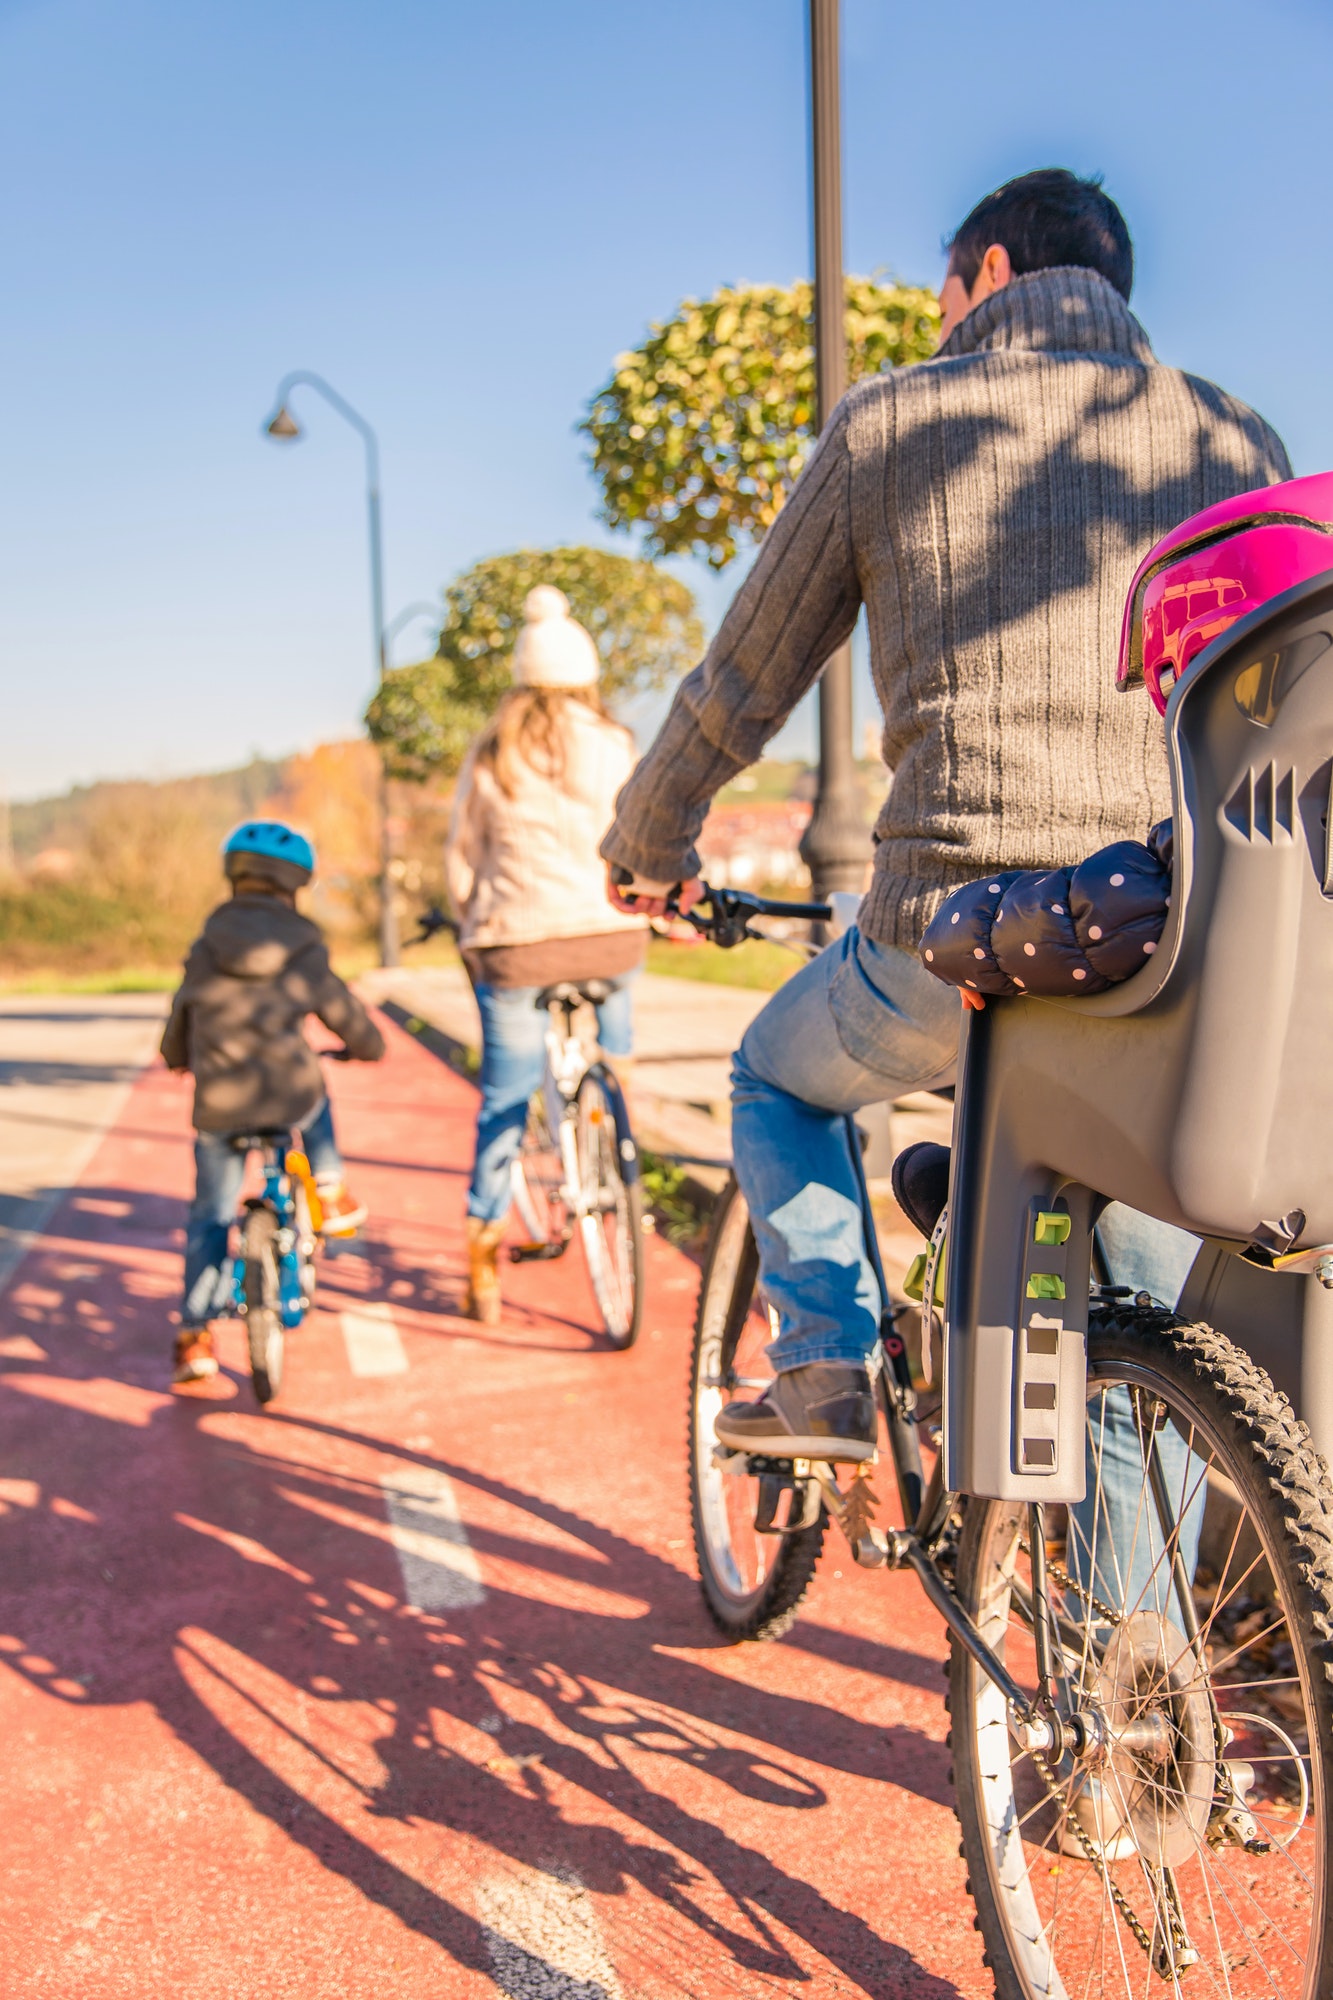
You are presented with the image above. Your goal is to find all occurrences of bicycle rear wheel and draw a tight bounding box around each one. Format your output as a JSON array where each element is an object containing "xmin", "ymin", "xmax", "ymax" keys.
[
  {"xmin": 950, "ymin": 1305, "xmax": 1333, "ymax": 1998},
  {"xmin": 241, "ymin": 1205, "xmax": 284, "ymax": 1406},
  {"xmin": 575, "ymin": 1066, "xmax": 643, "ymax": 1348},
  {"xmin": 688, "ymin": 1177, "xmax": 825, "ymax": 1639}
]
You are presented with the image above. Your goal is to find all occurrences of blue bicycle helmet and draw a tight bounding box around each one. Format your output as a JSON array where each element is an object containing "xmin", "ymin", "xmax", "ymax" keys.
[{"xmin": 222, "ymin": 819, "xmax": 315, "ymax": 890}]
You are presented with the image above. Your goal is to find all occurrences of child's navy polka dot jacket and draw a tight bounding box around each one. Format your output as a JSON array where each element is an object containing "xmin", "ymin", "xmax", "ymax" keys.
[{"xmin": 918, "ymin": 821, "xmax": 1174, "ymax": 997}]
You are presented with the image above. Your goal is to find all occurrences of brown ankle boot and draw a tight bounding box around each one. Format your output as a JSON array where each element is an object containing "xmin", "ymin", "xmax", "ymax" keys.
[{"xmin": 463, "ymin": 1217, "xmax": 507, "ymax": 1324}]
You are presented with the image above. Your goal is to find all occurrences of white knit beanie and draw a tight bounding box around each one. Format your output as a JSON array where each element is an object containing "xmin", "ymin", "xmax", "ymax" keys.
[{"xmin": 511, "ymin": 586, "xmax": 600, "ymax": 689}]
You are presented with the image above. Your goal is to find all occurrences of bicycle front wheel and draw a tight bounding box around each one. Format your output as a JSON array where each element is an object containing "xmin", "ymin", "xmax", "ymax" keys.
[
  {"xmin": 688, "ymin": 1176, "xmax": 825, "ymax": 1640},
  {"xmin": 950, "ymin": 1304, "xmax": 1333, "ymax": 1998},
  {"xmin": 241, "ymin": 1205, "xmax": 284, "ymax": 1406},
  {"xmin": 574, "ymin": 1066, "xmax": 643, "ymax": 1348}
]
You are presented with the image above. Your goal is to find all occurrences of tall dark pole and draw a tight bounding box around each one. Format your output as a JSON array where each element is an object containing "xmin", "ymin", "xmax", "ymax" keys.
[
  {"xmin": 799, "ymin": 0, "xmax": 866, "ymax": 903},
  {"xmin": 263, "ymin": 370, "xmax": 401, "ymax": 968}
]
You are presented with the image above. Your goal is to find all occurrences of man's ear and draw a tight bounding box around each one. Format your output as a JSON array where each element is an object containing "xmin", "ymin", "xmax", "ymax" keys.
[{"xmin": 974, "ymin": 243, "xmax": 1013, "ymax": 300}]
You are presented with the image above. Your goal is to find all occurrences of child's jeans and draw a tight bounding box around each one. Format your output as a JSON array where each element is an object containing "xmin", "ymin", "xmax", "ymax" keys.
[{"xmin": 180, "ymin": 1096, "xmax": 342, "ymax": 1328}]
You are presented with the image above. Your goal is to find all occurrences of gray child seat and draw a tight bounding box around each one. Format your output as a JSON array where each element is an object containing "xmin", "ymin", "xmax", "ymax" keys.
[{"xmin": 944, "ymin": 569, "xmax": 1333, "ymax": 1500}]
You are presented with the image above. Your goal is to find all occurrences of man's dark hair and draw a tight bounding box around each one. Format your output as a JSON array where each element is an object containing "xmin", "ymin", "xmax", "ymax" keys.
[{"xmin": 947, "ymin": 168, "xmax": 1133, "ymax": 301}]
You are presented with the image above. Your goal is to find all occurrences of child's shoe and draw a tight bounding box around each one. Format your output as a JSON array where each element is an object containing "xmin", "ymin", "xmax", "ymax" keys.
[
  {"xmin": 173, "ymin": 1326, "xmax": 219, "ymax": 1384},
  {"xmin": 316, "ymin": 1180, "xmax": 368, "ymax": 1237}
]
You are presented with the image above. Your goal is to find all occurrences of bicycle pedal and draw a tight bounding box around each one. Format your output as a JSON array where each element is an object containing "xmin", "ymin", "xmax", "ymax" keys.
[{"xmin": 509, "ymin": 1241, "xmax": 567, "ymax": 1263}]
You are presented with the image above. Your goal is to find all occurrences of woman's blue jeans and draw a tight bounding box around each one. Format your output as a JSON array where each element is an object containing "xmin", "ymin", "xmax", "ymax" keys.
[
  {"xmin": 468, "ymin": 978, "xmax": 635, "ymax": 1224},
  {"xmin": 181, "ymin": 1096, "xmax": 341, "ymax": 1328},
  {"xmin": 732, "ymin": 926, "xmax": 1205, "ymax": 1600}
]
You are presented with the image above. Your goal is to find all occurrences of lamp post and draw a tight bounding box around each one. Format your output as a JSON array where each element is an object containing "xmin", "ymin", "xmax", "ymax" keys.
[
  {"xmin": 382, "ymin": 600, "xmax": 443, "ymax": 664},
  {"xmin": 798, "ymin": 0, "xmax": 867, "ymax": 906},
  {"xmin": 262, "ymin": 370, "xmax": 401, "ymax": 967}
]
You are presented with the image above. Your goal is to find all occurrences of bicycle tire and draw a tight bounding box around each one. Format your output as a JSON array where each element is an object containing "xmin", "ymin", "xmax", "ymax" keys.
[
  {"xmin": 241, "ymin": 1205, "xmax": 284, "ymax": 1406},
  {"xmin": 688, "ymin": 1176, "xmax": 825, "ymax": 1640},
  {"xmin": 575, "ymin": 1066, "xmax": 644, "ymax": 1348},
  {"xmin": 949, "ymin": 1304, "xmax": 1333, "ymax": 1998}
]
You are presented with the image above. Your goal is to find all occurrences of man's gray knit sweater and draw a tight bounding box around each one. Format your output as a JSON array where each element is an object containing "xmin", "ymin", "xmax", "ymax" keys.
[{"xmin": 601, "ymin": 267, "xmax": 1291, "ymax": 950}]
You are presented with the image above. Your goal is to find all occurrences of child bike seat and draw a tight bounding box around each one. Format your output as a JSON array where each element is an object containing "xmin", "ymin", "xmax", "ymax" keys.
[{"xmin": 946, "ymin": 569, "xmax": 1333, "ymax": 1499}]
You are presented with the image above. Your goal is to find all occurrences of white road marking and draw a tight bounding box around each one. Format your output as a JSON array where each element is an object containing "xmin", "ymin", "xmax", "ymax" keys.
[
  {"xmin": 476, "ymin": 1867, "xmax": 622, "ymax": 2000},
  {"xmin": 378, "ymin": 1466, "xmax": 485, "ymax": 1610},
  {"xmin": 340, "ymin": 1305, "xmax": 408, "ymax": 1377}
]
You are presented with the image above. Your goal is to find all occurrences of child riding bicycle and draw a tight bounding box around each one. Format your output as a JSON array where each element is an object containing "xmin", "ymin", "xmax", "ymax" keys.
[{"xmin": 161, "ymin": 820, "xmax": 385, "ymax": 1384}]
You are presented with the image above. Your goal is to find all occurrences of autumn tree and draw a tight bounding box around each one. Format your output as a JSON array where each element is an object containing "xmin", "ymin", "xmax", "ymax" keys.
[
  {"xmin": 582, "ymin": 276, "xmax": 939, "ymax": 570},
  {"xmin": 366, "ymin": 544, "xmax": 702, "ymax": 783}
]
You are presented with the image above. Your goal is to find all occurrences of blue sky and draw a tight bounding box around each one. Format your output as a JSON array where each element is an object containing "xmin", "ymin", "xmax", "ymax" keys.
[{"xmin": 2, "ymin": 0, "xmax": 1330, "ymax": 799}]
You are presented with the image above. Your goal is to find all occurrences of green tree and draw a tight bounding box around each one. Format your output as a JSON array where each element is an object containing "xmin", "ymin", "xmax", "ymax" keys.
[
  {"xmin": 365, "ymin": 545, "xmax": 702, "ymax": 783},
  {"xmin": 582, "ymin": 276, "xmax": 939, "ymax": 570}
]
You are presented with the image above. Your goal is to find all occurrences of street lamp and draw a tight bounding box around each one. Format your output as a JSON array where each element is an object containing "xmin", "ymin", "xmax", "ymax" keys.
[
  {"xmin": 383, "ymin": 600, "xmax": 443, "ymax": 664},
  {"xmin": 798, "ymin": 0, "xmax": 867, "ymax": 905},
  {"xmin": 262, "ymin": 370, "xmax": 401, "ymax": 967}
]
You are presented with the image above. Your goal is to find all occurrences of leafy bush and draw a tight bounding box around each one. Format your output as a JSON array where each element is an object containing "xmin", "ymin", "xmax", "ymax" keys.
[
  {"xmin": 583, "ymin": 276, "xmax": 939, "ymax": 569},
  {"xmin": 366, "ymin": 545, "xmax": 701, "ymax": 783}
]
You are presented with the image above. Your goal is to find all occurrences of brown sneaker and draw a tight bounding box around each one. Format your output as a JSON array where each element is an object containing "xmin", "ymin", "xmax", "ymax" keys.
[
  {"xmin": 316, "ymin": 1182, "xmax": 368, "ymax": 1237},
  {"xmin": 463, "ymin": 1216, "xmax": 507, "ymax": 1324},
  {"xmin": 714, "ymin": 1361, "xmax": 878, "ymax": 1462},
  {"xmin": 173, "ymin": 1326, "xmax": 219, "ymax": 1384}
]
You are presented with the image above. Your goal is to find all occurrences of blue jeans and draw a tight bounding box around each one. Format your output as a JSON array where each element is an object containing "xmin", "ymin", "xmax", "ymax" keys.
[
  {"xmin": 181, "ymin": 1097, "xmax": 341, "ymax": 1328},
  {"xmin": 468, "ymin": 978, "xmax": 635, "ymax": 1224}
]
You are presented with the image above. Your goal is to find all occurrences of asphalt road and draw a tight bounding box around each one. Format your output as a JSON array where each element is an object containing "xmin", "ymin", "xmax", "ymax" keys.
[{"xmin": 0, "ymin": 1000, "xmax": 989, "ymax": 1998}]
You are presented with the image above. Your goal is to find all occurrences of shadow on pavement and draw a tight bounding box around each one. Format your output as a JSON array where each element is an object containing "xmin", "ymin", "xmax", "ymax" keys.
[{"xmin": 0, "ymin": 1175, "xmax": 965, "ymax": 1999}]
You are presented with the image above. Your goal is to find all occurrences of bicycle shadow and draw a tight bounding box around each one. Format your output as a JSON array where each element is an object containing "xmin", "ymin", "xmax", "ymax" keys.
[{"xmin": 0, "ymin": 1186, "xmax": 971, "ymax": 1999}]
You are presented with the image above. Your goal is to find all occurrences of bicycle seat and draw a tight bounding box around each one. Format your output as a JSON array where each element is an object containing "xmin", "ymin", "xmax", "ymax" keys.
[
  {"xmin": 945, "ymin": 569, "xmax": 1333, "ymax": 1500},
  {"xmin": 227, "ymin": 1129, "xmax": 292, "ymax": 1153},
  {"xmin": 534, "ymin": 980, "xmax": 613, "ymax": 1011}
]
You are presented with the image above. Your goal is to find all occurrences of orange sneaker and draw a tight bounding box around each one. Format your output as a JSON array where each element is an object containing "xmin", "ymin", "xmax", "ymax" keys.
[
  {"xmin": 316, "ymin": 1182, "xmax": 367, "ymax": 1237},
  {"xmin": 173, "ymin": 1326, "xmax": 219, "ymax": 1384}
]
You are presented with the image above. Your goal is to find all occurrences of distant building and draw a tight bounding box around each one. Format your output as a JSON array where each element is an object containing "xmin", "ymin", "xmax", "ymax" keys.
[{"xmin": 697, "ymin": 799, "xmax": 813, "ymax": 890}]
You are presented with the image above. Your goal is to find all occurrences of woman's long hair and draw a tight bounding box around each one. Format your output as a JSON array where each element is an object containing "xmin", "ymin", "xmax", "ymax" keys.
[{"xmin": 473, "ymin": 686, "xmax": 612, "ymax": 798}]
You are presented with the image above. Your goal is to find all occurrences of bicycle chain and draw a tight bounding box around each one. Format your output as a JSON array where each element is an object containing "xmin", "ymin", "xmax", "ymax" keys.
[
  {"xmin": 1019, "ymin": 1540, "xmax": 1123, "ymax": 1631},
  {"xmin": 1028, "ymin": 1743, "xmax": 1155, "ymax": 1961}
]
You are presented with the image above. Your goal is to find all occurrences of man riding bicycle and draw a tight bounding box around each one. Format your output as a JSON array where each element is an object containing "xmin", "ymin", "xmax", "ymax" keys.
[{"xmin": 603, "ymin": 167, "xmax": 1291, "ymax": 1461}]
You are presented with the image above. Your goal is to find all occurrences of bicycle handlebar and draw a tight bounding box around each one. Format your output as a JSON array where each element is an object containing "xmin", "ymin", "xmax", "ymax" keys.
[
  {"xmin": 408, "ymin": 905, "xmax": 460, "ymax": 946},
  {"xmin": 612, "ymin": 870, "xmax": 830, "ymax": 950}
]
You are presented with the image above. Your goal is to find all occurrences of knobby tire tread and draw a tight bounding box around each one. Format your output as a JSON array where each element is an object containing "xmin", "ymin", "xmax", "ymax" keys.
[
  {"xmin": 949, "ymin": 1303, "xmax": 1333, "ymax": 2000},
  {"xmin": 688, "ymin": 1176, "xmax": 826, "ymax": 1643}
]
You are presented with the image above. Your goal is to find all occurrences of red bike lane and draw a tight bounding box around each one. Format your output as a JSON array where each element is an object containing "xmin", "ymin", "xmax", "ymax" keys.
[{"xmin": 0, "ymin": 1009, "xmax": 990, "ymax": 1999}]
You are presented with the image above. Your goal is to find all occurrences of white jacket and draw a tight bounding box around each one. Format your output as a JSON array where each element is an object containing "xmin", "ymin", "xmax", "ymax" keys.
[{"xmin": 445, "ymin": 703, "xmax": 649, "ymax": 950}]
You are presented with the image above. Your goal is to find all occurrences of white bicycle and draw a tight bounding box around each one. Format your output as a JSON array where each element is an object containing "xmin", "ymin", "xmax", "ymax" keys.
[
  {"xmin": 412, "ymin": 910, "xmax": 644, "ymax": 1348},
  {"xmin": 507, "ymin": 977, "xmax": 643, "ymax": 1348}
]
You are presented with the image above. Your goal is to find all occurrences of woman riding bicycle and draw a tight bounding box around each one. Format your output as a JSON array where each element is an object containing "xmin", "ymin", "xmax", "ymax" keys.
[{"xmin": 445, "ymin": 586, "xmax": 647, "ymax": 1323}]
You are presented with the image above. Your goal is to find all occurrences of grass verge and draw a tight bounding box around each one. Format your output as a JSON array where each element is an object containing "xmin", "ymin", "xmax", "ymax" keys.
[{"xmin": 645, "ymin": 934, "xmax": 799, "ymax": 992}]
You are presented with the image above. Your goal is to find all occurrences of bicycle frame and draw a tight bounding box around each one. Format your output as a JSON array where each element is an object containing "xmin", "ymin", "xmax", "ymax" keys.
[{"xmin": 231, "ymin": 1137, "xmax": 314, "ymax": 1332}]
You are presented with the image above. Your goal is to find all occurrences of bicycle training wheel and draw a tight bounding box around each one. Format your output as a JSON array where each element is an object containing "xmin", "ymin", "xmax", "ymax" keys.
[
  {"xmin": 241, "ymin": 1205, "xmax": 284, "ymax": 1406},
  {"xmin": 688, "ymin": 1177, "xmax": 825, "ymax": 1639},
  {"xmin": 949, "ymin": 1303, "xmax": 1333, "ymax": 1998},
  {"xmin": 511, "ymin": 1090, "xmax": 569, "ymax": 1251},
  {"xmin": 575, "ymin": 1066, "xmax": 643, "ymax": 1348}
]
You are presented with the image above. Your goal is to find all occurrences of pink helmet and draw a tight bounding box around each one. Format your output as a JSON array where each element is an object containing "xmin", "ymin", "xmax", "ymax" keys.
[{"xmin": 1117, "ymin": 471, "xmax": 1333, "ymax": 714}]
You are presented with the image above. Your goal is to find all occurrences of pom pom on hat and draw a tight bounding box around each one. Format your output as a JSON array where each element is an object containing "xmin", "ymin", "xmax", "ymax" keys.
[{"xmin": 512, "ymin": 586, "xmax": 600, "ymax": 689}]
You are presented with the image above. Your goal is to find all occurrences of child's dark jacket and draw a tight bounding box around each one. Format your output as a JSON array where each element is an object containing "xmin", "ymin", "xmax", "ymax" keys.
[
  {"xmin": 919, "ymin": 823, "xmax": 1173, "ymax": 998},
  {"xmin": 160, "ymin": 894, "xmax": 384, "ymax": 1133}
]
